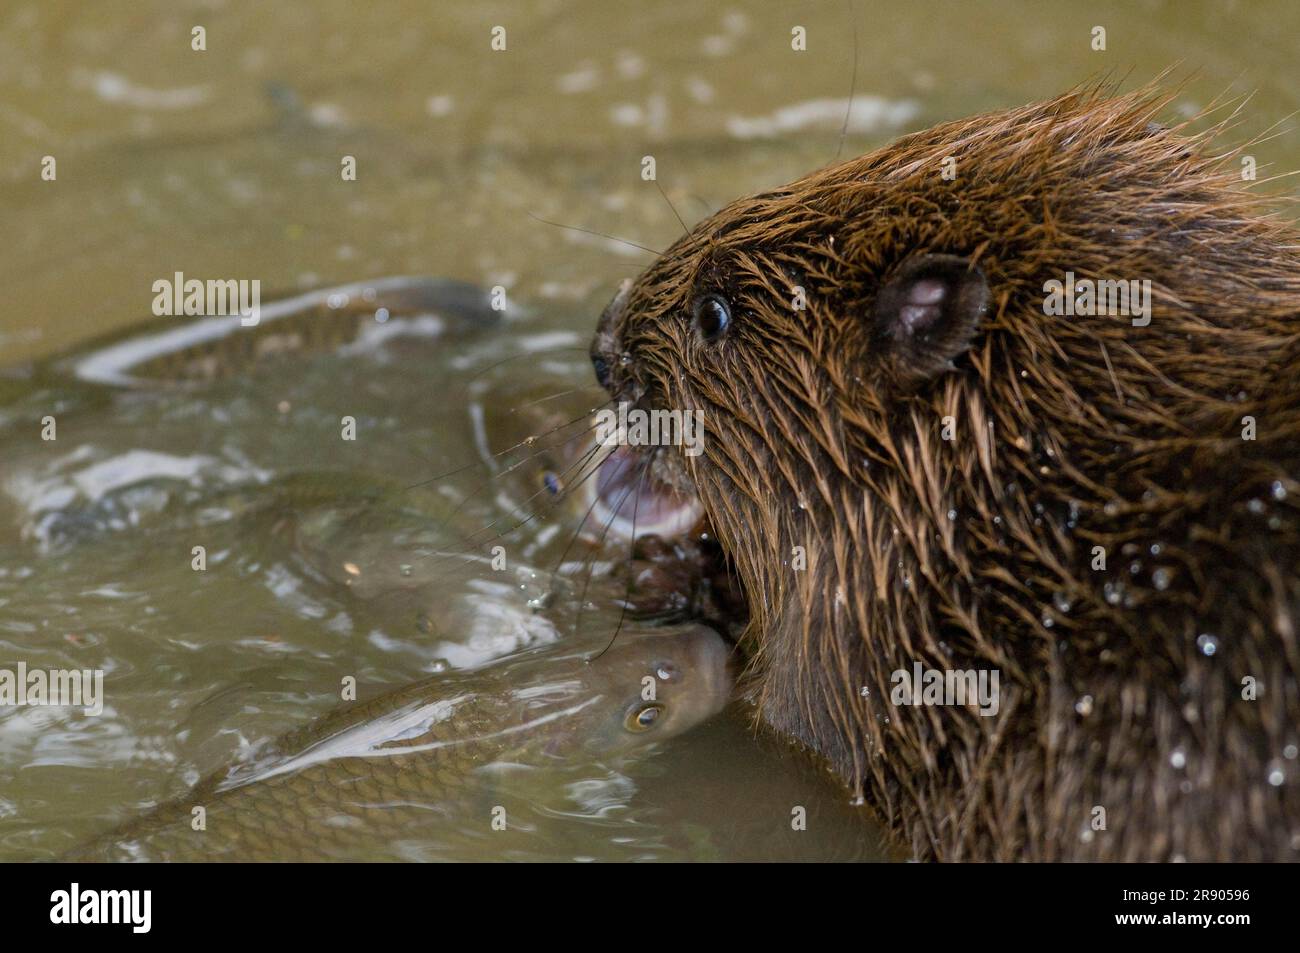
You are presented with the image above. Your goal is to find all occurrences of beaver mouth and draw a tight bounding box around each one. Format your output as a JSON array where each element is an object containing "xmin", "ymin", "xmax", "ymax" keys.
[
  {"xmin": 585, "ymin": 446, "xmax": 747, "ymax": 637},
  {"xmin": 585, "ymin": 445, "xmax": 704, "ymax": 541}
]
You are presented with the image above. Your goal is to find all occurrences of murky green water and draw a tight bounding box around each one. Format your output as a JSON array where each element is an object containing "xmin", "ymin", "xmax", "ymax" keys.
[{"xmin": 1, "ymin": 0, "xmax": 1297, "ymax": 861}]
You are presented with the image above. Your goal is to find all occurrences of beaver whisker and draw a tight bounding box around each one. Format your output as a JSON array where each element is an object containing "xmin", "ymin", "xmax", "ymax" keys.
[
  {"xmin": 404, "ymin": 400, "xmax": 613, "ymax": 491},
  {"xmin": 547, "ymin": 447, "xmax": 620, "ymax": 595},
  {"xmin": 525, "ymin": 212, "xmax": 661, "ymax": 257},
  {"xmin": 833, "ymin": 0, "xmax": 860, "ymax": 162},
  {"xmin": 461, "ymin": 345, "xmax": 594, "ymax": 388},
  {"xmin": 506, "ymin": 385, "xmax": 606, "ymax": 415},
  {"xmin": 588, "ymin": 450, "xmax": 654, "ymax": 662},
  {"xmin": 652, "ymin": 180, "xmax": 692, "ymax": 238},
  {"xmin": 419, "ymin": 436, "xmax": 611, "ymax": 572},
  {"xmin": 572, "ymin": 446, "xmax": 653, "ymax": 646}
]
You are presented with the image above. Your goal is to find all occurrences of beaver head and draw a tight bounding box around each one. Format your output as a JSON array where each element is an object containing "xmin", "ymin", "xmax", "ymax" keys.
[{"xmin": 590, "ymin": 85, "xmax": 1300, "ymax": 860}]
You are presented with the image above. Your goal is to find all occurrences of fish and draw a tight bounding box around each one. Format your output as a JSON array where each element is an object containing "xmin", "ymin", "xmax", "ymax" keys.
[
  {"xmin": 58, "ymin": 277, "xmax": 501, "ymax": 388},
  {"xmin": 66, "ymin": 624, "xmax": 734, "ymax": 861}
]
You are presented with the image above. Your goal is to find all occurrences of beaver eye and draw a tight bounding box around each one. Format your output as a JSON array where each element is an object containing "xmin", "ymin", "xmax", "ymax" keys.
[
  {"xmin": 625, "ymin": 703, "xmax": 664, "ymax": 732},
  {"xmin": 691, "ymin": 294, "xmax": 731, "ymax": 342}
]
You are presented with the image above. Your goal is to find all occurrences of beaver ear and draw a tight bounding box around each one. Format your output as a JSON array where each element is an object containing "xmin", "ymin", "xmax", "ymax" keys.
[{"xmin": 871, "ymin": 254, "xmax": 987, "ymax": 384}]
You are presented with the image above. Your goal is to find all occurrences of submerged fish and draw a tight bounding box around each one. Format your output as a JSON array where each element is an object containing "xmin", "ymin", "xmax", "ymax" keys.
[
  {"xmin": 68, "ymin": 624, "xmax": 734, "ymax": 861},
  {"xmin": 60, "ymin": 277, "xmax": 501, "ymax": 388}
]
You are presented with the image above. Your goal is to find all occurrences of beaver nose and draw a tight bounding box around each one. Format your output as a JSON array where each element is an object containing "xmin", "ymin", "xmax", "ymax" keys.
[{"xmin": 591, "ymin": 278, "xmax": 632, "ymax": 394}]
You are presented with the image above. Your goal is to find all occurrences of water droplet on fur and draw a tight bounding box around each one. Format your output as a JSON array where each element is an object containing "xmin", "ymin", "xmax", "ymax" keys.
[
  {"xmin": 619, "ymin": 351, "xmax": 631, "ymax": 366},
  {"xmin": 947, "ymin": 508, "xmax": 957, "ymax": 520},
  {"xmin": 1170, "ymin": 749, "xmax": 1186, "ymax": 769},
  {"xmin": 399, "ymin": 564, "xmax": 413, "ymax": 577},
  {"xmin": 1152, "ymin": 567, "xmax": 1171, "ymax": 590},
  {"xmin": 859, "ymin": 685, "xmax": 870, "ymax": 697},
  {"xmin": 1128, "ymin": 560, "xmax": 1142, "ymax": 576},
  {"xmin": 1149, "ymin": 543, "xmax": 1163, "ymax": 556},
  {"xmin": 1103, "ymin": 582, "xmax": 1124, "ymax": 605},
  {"xmin": 1075, "ymin": 695, "xmax": 1093, "ymax": 716},
  {"xmin": 1104, "ymin": 501, "xmax": 1119, "ymax": 516},
  {"xmin": 1053, "ymin": 591, "xmax": 1072, "ymax": 613},
  {"xmin": 1269, "ymin": 764, "xmax": 1286, "ymax": 787},
  {"xmin": 1248, "ymin": 498, "xmax": 1265, "ymax": 514},
  {"xmin": 1041, "ymin": 613, "xmax": 1054, "ymax": 629},
  {"xmin": 1284, "ymin": 744, "xmax": 1298, "ymax": 760},
  {"xmin": 429, "ymin": 659, "xmax": 449, "ymax": 673},
  {"xmin": 1196, "ymin": 633, "xmax": 1219, "ymax": 657},
  {"xmin": 1272, "ymin": 481, "xmax": 1287, "ymax": 501}
]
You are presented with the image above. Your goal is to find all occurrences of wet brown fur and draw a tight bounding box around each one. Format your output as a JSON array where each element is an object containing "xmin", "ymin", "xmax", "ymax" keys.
[{"xmin": 592, "ymin": 85, "xmax": 1300, "ymax": 860}]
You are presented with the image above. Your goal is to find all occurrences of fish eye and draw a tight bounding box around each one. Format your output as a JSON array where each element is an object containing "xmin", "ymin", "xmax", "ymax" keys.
[
  {"xmin": 626, "ymin": 703, "xmax": 664, "ymax": 732},
  {"xmin": 691, "ymin": 294, "xmax": 731, "ymax": 342}
]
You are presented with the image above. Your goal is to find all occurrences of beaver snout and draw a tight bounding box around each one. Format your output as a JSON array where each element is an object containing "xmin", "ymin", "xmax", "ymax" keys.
[{"xmin": 591, "ymin": 278, "xmax": 633, "ymax": 394}]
